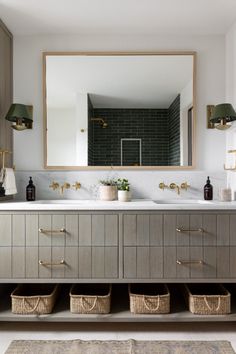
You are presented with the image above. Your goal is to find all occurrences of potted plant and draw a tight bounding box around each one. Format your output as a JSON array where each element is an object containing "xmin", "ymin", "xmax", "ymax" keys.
[
  {"xmin": 117, "ymin": 178, "xmax": 131, "ymax": 202},
  {"xmin": 99, "ymin": 179, "xmax": 117, "ymax": 201}
]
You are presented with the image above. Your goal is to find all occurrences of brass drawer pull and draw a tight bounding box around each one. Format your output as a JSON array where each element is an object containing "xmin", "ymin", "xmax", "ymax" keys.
[
  {"xmin": 176, "ymin": 260, "xmax": 204, "ymax": 265},
  {"xmin": 39, "ymin": 228, "xmax": 66, "ymax": 234},
  {"xmin": 176, "ymin": 228, "xmax": 204, "ymax": 233},
  {"xmin": 39, "ymin": 259, "xmax": 65, "ymax": 266}
]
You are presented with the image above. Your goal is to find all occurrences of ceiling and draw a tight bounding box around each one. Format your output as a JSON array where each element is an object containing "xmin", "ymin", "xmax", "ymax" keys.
[{"xmin": 0, "ymin": 0, "xmax": 236, "ymax": 36}]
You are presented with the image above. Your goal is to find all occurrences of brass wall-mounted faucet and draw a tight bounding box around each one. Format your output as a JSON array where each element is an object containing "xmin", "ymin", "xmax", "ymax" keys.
[
  {"xmin": 60, "ymin": 182, "xmax": 71, "ymax": 194},
  {"xmin": 49, "ymin": 181, "xmax": 81, "ymax": 194},
  {"xmin": 159, "ymin": 182, "xmax": 190, "ymax": 195},
  {"xmin": 169, "ymin": 183, "xmax": 180, "ymax": 195}
]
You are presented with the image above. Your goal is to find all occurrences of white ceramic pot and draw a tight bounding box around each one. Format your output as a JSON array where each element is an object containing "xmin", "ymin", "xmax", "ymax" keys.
[
  {"xmin": 118, "ymin": 190, "xmax": 131, "ymax": 202},
  {"xmin": 99, "ymin": 185, "xmax": 117, "ymax": 201}
]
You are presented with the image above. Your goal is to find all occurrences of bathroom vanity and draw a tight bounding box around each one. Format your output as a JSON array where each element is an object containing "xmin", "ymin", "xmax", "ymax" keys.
[{"xmin": 0, "ymin": 199, "xmax": 236, "ymax": 322}]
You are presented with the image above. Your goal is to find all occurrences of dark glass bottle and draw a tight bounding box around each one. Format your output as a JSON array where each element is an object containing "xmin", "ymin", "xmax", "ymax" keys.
[
  {"xmin": 204, "ymin": 176, "xmax": 213, "ymax": 200},
  {"xmin": 26, "ymin": 177, "xmax": 36, "ymax": 201}
]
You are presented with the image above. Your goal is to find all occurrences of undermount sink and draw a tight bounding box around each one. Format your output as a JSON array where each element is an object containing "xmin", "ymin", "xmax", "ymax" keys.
[
  {"xmin": 153, "ymin": 199, "xmax": 212, "ymax": 205},
  {"xmin": 29, "ymin": 199, "xmax": 94, "ymax": 204}
]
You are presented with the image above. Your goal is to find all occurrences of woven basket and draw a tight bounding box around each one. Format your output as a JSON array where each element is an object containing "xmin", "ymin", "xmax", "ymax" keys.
[
  {"xmin": 11, "ymin": 284, "xmax": 59, "ymax": 315},
  {"xmin": 129, "ymin": 284, "xmax": 170, "ymax": 314},
  {"xmin": 70, "ymin": 284, "xmax": 111, "ymax": 314},
  {"xmin": 184, "ymin": 284, "xmax": 231, "ymax": 315}
]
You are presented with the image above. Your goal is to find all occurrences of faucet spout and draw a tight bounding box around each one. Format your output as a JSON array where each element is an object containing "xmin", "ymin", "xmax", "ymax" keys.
[{"xmin": 169, "ymin": 183, "xmax": 180, "ymax": 195}]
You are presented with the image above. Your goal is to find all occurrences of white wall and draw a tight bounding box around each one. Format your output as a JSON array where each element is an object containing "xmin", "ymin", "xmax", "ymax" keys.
[
  {"xmin": 13, "ymin": 34, "xmax": 227, "ymax": 199},
  {"xmin": 226, "ymin": 22, "xmax": 236, "ymax": 197}
]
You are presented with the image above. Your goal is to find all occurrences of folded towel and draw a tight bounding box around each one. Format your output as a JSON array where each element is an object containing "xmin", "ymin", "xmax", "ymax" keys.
[{"xmin": 2, "ymin": 168, "xmax": 17, "ymax": 195}]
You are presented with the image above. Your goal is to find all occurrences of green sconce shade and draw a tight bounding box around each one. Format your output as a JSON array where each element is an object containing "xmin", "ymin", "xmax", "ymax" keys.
[
  {"xmin": 210, "ymin": 103, "xmax": 236, "ymax": 123},
  {"xmin": 5, "ymin": 103, "xmax": 33, "ymax": 131}
]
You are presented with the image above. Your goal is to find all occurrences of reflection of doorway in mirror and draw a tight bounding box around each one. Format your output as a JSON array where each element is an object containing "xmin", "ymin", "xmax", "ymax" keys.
[{"xmin": 121, "ymin": 138, "xmax": 142, "ymax": 166}]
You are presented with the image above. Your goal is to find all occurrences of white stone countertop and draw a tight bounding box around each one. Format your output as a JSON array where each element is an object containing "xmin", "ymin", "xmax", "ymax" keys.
[{"xmin": 0, "ymin": 199, "xmax": 236, "ymax": 210}]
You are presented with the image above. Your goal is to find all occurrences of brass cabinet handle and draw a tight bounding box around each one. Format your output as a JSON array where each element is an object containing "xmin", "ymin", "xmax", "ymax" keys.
[
  {"xmin": 176, "ymin": 228, "xmax": 204, "ymax": 233},
  {"xmin": 39, "ymin": 259, "xmax": 65, "ymax": 266},
  {"xmin": 176, "ymin": 260, "xmax": 204, "ymax": 265},
  {"xmin": 39, "ymin": 228, "xmax": 66, "ymax": 234}
]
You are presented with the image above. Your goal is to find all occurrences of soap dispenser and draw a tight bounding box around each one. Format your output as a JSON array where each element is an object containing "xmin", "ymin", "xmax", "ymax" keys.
[
  {"xmin": 204, "ymin": 176, "xmax": 213, "ymax": 200},
  {"xmin": 26, "ymin": 176, "xmax": 36, "ymax": 201}
]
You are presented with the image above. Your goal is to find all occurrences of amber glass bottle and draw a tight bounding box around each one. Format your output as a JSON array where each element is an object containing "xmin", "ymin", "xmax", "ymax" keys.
[
  {"xmin": 204, "ymin": 176, "xmax": 213, "ymax": 200},
  {"xmin": 26, "ymin": 176, "xmax": 36, "ymax": 201}
]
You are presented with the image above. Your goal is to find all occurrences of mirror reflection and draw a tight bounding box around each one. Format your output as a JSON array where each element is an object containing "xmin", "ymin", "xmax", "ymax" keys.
[{"xmin": 44, "ymin": 53, "xmax": 195, "ymax": 168}]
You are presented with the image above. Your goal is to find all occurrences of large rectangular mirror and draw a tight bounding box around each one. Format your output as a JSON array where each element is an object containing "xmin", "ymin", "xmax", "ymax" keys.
[{"xmin": 43, "ymin": 52, "xmax": 196, "ymax": 170}]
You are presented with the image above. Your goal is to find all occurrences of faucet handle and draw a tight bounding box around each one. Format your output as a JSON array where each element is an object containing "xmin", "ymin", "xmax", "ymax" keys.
[
  {"xmin": 72, "ymin": 181, "xmax": 81, "ymax": 190},
  {"xmin": 49, "ymin": 181, "xmax": 60, "ymax": 191},
  {"xmin": 180, "ymin": 182, "xmax": 190, "ymax": 191},
  {"xmin": 159, "ymin": 182, "xmax": 168, "ymax": 191}
]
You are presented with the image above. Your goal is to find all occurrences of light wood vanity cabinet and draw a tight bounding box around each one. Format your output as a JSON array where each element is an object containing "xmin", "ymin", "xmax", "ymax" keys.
[
  {"xmin": 0, "ymin": 213, "xmax": 119, "ymax": 280},
  {"xmin": 123, "ymin": 212, "xmax": 236, "ymax": 280},
  {"xmin": 0, "ymin": 211, "xmax": 236, "ymax": 282},
  {"xmin": 0, "ymin": 209, "xmax": 236, "ymax": 323}
]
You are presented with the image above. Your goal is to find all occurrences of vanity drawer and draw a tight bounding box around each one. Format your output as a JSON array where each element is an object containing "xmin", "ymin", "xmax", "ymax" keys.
[
  {"xmin": 123, "ymin": 214, "xmax": 163, "ymax": 246},
  {"xmin": 164, "ymin": 246, "xmax": 236, "ymax": 279},
  {"xmin": 10, "ymin": 245, "xmax": 119, "ymax": 280},
  {"xmin": 123, "ymin": 246, "xmax": 163, "ymax": 279},
  {"xmin": 163, "ymin": 214, "xmax": 236, "ymax": 246}
]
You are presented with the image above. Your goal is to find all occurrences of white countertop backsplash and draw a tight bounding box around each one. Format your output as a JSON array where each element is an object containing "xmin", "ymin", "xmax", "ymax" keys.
[
  {"xmin": 0, "ymin": 169, "xmax": 233, "ymax": 210},
  {"xmin": 13, "ymin": 170, "xmax": 227, "ymax": 202}
]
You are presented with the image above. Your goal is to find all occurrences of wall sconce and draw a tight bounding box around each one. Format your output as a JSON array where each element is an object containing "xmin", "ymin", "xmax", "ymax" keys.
[
  {"xmin": 207, "ymin": 103, "xmax": 236, "ymax": 130},
  {"xmin": 5, "ymin": 103, "xmax": 33, "ymax": 131}
]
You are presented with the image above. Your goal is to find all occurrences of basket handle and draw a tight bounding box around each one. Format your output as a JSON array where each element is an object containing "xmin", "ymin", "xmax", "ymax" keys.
[
  {"xmin": 22, "ymin": 297, "xmax": 41, "ymax": 313},
  {"xmin": 203, "ymin": 296, "xmax": 221, "ymax": 312},
  {"xmin": 80, "ymin": 297, "xmax": 98, "ymax": 312},
  {"xmin": 143, "ymin": 295, "xmax": 160, "ymax": 311}
]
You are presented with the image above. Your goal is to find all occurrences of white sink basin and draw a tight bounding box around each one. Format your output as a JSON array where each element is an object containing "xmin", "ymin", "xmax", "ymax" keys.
[
  {"xmin": 153, "ymin": 199, "xmax": 212, "ymax": 205},
  {"xmin": 29, "ymin": 199, "xmax": 94, "ymax": 204}
]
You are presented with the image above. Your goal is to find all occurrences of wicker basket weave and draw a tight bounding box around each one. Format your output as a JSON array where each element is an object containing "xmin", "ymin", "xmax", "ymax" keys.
[
  {"xmin": 11, "ymin": 284, "xmax": 59, "ymax": 315},
  {"xmin": 70, "ymin": 284, "xmax": 111, "ymax": 314},
  {"xmin": 184, "ymin": 284, "xmax": 231, "ymax": 315},
  {"xmin": 129, "ymin": 284, "xmax": 170, "ymax": 314}
]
